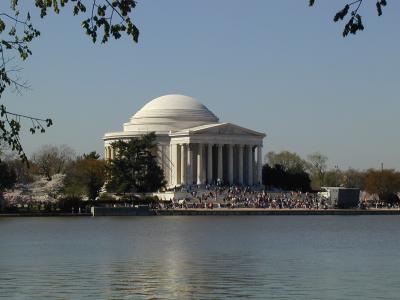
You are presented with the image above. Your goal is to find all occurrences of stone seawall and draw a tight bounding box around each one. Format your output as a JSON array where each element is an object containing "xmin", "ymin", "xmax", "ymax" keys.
[
  {"xmin": 156, "ymin": 209, "xmax": 400, "ymax": 216},
  {"xmin": 91, "ymin": 206, "xmax": 153, "ymax": 216},
  {"xmin": 2, "ymin": 208, "xmax": 400, "ymax": 217}
]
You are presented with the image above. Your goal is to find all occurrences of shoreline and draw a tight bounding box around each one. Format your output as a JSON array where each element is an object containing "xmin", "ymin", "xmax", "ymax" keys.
[
  {"xmin": 156, "ymin": 208, "xmax": 400, "ymax": 216},
  {"xmin": 1, "ymin": 208, "xmax": 400, "ymax": 217},
  {"xmin": 0, "ymin": 213, "xmax": 92, "ymax": 217}
]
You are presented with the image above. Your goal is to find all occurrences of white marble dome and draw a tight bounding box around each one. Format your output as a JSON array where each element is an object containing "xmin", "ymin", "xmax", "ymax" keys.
[{"xmin": 123, "ymin": 94, "xmax": 219, "ymax": 133}]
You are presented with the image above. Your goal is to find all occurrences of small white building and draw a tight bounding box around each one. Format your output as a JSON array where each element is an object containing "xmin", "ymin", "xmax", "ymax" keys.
[{"xmin": 103, "ymin": 94, "xmax": 266, "ymax": 188}]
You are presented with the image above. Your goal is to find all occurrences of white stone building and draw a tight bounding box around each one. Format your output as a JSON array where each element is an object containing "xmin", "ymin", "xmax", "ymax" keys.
[{"xmin": 103, "ymin": 94, "xmax": 265, "ymax": 188}]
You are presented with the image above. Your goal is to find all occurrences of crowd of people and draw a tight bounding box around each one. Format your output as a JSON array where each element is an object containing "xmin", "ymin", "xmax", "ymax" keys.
[
  {"xmin": 160, "ymin": 185, "xmax": 331, "ymax": 210},
  {"xmin": 4, "ymin": 181, "xmax": 398, "ymax": 211}
]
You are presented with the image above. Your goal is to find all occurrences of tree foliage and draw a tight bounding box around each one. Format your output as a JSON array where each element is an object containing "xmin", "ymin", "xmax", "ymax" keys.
[
  {"xmin": 106, "ymin": 133, "xmax": 166, "ymax": 194},
  {"xmin": 364, "ymin": 169, "xmax": 400, "ymax": 202},
  {"xmin": 262, "ymin": 164, "xmax": 312, "ymax": 192},
  {"xmin": 265, "ymin": 151, "xmax": 309, "ymax": 173},
  {"xmin": 323, "ymin": 168, "xmax": 344, "ymax": 187},
  {"xmin": 342, "ymin": 168, "xmax": 365, "ymax": 189},
  {"xmin": 0, "ymin": 160, "xmax": 16, "ymax": 191},
  {"xmin": 307, "ymin": 152, "xmax": 328, "ymax": 189},
  {"xmin": 64, "ymin": 151, "xmax": 106, "ymax": 200},
  {"xmin": 0, "ymin": 1, "xmax": 139, "ymax": 161},
  {"xmin": 32, "ymin": 144, "xmax": 75, "ymax": 180},
  {"xmin": 0, "ymin": 160, "xmax": 17, "ymax": 210},
  {"xmin": 309, "ymin": 0, "xmax": 388, "ymax": 37},
  {"xmin": 3, "ymin": 157, "xmax": 35, "ymax": 184}
]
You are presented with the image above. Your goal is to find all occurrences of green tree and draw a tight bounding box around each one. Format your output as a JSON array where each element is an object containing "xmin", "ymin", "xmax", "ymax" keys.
[
  {"xmin": 364, "ymin": 169, "xmax": 400, "ymax": 203},
  {"xmin": 323, "ymin": 168, "xmax": 344, "ymax": 187},
  {"xmin": 265, "ymin": 151, "xmax": 309, "ymax": 173},
  {"xmin": 1, "ymin": 1, "xmax": 139, "ymax": 161},
  {"xmin": 32, "ymin": 144, "xmax": 75, "ymax": 180},
  {"xmin": 0, "ymin": 160, "xmax": 17, "ymax": 210},
  {"xmin": 64, "ymin": 151, "xmax": 106, "ymax": 200},
  {"xmin": 309, "ymin": 0, "xmax": 388, "ymax": 37},
  {"xmin": 307, "ymin": 152, "xmax": 328, "ymax": 190},
  {"xmin": 342, "ymin": 168, "xmax": 365, "ymax": 189},
  {"xmin": 106, "ymin": 133, "xmax": 166, "ymax": 194},
  {"xmin": 262, "ymin": 163, "xmax": 311, "ymax": 192},
  {"xmin": 4, "ymin": 158, "xmax": 35, "ymax": 184}
]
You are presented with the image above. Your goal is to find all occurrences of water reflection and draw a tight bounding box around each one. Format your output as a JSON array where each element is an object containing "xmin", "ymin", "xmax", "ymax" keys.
[
  {"xmin": 1, "ymin": 216, "xmax": 400, "ymax": 299},
  {"xmin": 101, "ymin": 255, "xmax": 261, "ymax": 299}
]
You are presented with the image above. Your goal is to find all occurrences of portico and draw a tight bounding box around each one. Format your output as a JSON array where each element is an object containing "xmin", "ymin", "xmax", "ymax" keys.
[
  {"xmin": 103, "ymin": 94, "xmax": 266, "ymax": 188},
  {"xmin": 167, "ymin": 122, "xmax": 264, "ymax": 187},
  {"xmin": 170, "ymin": 142, "xmax": 263, "ymax": 186}
]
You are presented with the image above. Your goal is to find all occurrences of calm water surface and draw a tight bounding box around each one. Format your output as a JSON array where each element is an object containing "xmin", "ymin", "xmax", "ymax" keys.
[{"xmin": 1, "ymin": 216, "xmax": 400, "ymax": 299}]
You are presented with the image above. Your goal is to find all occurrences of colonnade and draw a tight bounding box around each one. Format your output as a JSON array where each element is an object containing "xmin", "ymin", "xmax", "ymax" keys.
[
  {"xmin": 172, "ymin": 143, "xmax": 263, "ymax": 187},
  {"xmin": 104, "ymin": 146, "xmax": 115, "ymax": 160},
  {"xmin": 105, "ymin": 142, "xmax": 264, "ymax": 187}
]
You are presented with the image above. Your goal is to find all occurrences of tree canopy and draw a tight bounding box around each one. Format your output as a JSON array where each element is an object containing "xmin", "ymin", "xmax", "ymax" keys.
[
  {"xmin": 106, "ymin": 133, "xmax": 166, "ymax": 194},
  {"xmin": 0, "ymin": 160, "xmax": 16, "ymax": 191},
  {"xmin": 307, "ymin": 152, "xmax": 328, "ymax": 189},
  {"xmin": 64, "ymin": 151, "xmax": 106, "ymax": 200},
  {"xmin": 265, "ymin": 151, "xmax": 309, "ymax": 174},
  {"xmin": 364, "ymin": 169, "xmax": 400, "ymax": 202},
  {"xmin": 309, "ymin": 0, "xmax": 388, "ymax": 37},
  {"xmin": 262, "ymin": 164, "xmax": 312, "ymax": 192},
  {"xmin": 32, "ymin": 144, "xmax": 75, "ymax": 180},
  {"xmin": 0, "ymin": 1, "xmax": 139, "ymax": 162},
  {"xmin": 0, "ymin": 160, "xmax": 17, "ymax": 210}
]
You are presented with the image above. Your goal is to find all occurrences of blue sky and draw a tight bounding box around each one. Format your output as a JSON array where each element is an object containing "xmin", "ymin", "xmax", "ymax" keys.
[{"xmin": 3, "ymin": 1, "xmax": 400, "ymax": 170}]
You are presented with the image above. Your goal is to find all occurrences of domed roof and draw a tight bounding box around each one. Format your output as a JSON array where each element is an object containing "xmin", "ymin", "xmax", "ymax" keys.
[
  {"xmin": 138, "ymin": 94, "xmax": 209, "ymax": 112},
  {"xmin": 123, "ymin": 94, "xmax": 219, "ymax": 133}
]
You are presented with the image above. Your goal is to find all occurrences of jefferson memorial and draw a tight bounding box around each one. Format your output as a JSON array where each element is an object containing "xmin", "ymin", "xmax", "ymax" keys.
[{"xmin": 103, "ymin": 94, "xmax": 266, "ymax": 188}]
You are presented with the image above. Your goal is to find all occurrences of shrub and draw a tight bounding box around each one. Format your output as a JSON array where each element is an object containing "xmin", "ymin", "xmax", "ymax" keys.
[{"xmin": 58, "ymin": 195, "xmax": 83, "ymax": 212}]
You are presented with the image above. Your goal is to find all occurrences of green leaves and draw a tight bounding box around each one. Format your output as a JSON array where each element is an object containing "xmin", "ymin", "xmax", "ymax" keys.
[
  {"xmin": 0, "ymin": 0, "xmax": 139, "ymax": 163},
  {"xmin": 0, "ymin": 104, "xmax": 53, "ymax": 162},
  {"xmin": 309, "ymin": 0, "xmax": 388, "ymax": 37},
  {"xmin": 332, "ymin": 1, "xmax": 383, "ymax": 37},
  {"xmin": 376, "ymin": 0, "xmax": 387, "ymax": 16},
  {"xmin": 64, "ymin": 152, "xmax": 106, "ymax": 200},
  {"xmin": 30, "ymin": 0, "xmax": 139, "ymax": 44},
  {"xmin": 334, "ymin": 4, "xmax": 349, "ymax": 22},
  {"xmin": 0, "ymin": 161, "xmax": 17, "ymax": 191},
  {"xmin": 343, "ymin": 14, "xmax": 364, "ymax": 37},
  {"xmin": 0, "ymin": 20, "xmax": 5, "ymax": 33},
  {"xmin": 106, "ymin": 133, "xmax": 166, "ymax": 194},
  {"xmin": 78, "ymin": 1, "xmax": 139, "ymax": 44},
  {"xmin": 97, "ymin": 5, "xmax": 106, "ymax": 17}
]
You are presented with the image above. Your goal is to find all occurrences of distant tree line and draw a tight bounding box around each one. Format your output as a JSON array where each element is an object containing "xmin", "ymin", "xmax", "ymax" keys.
[
  {"xmin": 1, "ymin": 137, "xmax": 400, "ymax": 211},
  {"xmin": 262, "ymin": 150, "xmax": 400, "ymax": 203},
  {"xmin": 0, "ymin": 133, "xmax": 165, "ymax": 211}
]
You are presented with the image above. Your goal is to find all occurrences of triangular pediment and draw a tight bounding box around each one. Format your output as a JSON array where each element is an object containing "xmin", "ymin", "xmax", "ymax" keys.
[{"xmin": 173, "ymin": 123, "xmax": 265, "ymax": 137}]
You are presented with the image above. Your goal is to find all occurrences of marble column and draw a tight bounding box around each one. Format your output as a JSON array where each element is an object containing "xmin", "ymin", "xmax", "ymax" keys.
[
  {"xmin": 217, "ymin": 144, "xmax": 223, "ymax": 183},
  {"xmin": 161, "ymin": 145, "xmax": 166, "ymax": 171},
  {"xmin": 247, "ymin": 145, "xmax": 253, "ymax": 186},
  {"xmin": 172, "ymin": 144, "xmax": 180, "ymax": 186},
  {"xmin": 252, "ymin": 146, "xmax": 256, "ymax": 184},
  {"xmin": 238, "ymin": 144, "xmax": 244, "ymax": 185},
  {"xmin": 257, "ymin": 145, "xmax": 262, "ymax": 185},
  {"xmin": 181, "ymin": 144, "xmax": 187, "ymax": 185},
  {"xmin": 186, "ymin": 144, "xmax": 193, "ymax": 185},
  {"xmin": 207, "ymin": 144, "xmax": 213, "ymax": 184},
  {"xmin": 197, "ymin": 143, "xmax": 204, "ymax": 185},
  {"xmin": 228, "ymin": 144, "xmax": 233, "ymax": 185}
]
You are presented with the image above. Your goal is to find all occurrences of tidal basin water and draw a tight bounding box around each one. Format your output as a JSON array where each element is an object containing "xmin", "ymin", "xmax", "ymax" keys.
[{"xmin": 1, "ymin": 216, "xmax": 400, "ymax": 299}]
